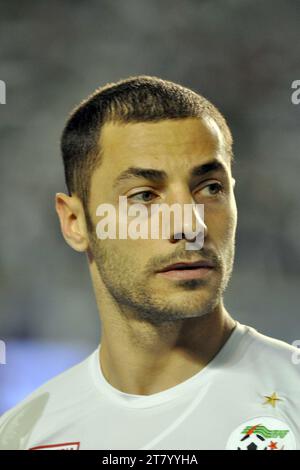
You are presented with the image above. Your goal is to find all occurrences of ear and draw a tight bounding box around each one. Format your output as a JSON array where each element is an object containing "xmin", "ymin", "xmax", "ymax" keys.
[{"xmin": 55, "ymin": 192, "xmax": 89, "ymax": 252}]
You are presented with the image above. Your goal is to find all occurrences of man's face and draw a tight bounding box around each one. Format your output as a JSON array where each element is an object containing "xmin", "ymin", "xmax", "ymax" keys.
[{"xmin": 88, "ymin": 117, "xmax": 237, "ymax": 325}]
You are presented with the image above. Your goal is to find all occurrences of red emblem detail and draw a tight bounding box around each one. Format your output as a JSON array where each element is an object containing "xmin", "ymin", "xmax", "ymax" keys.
[{"xmin": 29, "ymin": 441, "xmax": 80, "ymax": 450}]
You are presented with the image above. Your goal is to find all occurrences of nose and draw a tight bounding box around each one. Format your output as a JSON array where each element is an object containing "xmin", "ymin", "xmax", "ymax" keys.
[{"xmin": 167, "ymin": 190, "xmax": 208, "ymax": 248}]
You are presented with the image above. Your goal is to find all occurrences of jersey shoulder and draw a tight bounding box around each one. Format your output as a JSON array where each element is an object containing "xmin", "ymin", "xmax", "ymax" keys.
[
  {"xmin": 240, "ymin": 323, "xmax": 300, "ymax": 379},
  {"xmin": 0, "ymin": 348, "xmax": 97, "ymax": 449},
  {"xmin": 245, "ymin": 323, "xmax": 298, "ymax": 356}
]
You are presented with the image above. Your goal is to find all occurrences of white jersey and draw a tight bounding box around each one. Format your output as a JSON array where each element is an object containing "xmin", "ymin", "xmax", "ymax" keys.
[{"xmin": 0, "ymin": 321, "xmax": 299, "ymax": 450}]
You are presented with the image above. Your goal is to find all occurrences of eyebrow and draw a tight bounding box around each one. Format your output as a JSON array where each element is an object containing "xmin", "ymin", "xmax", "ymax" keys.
[{"xmin": 113, "ymin": 159, "xmax": 227, "ymax": 189}]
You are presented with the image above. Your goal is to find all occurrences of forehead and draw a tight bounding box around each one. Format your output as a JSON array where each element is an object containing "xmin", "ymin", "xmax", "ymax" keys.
[{"xmin": 99, "ymin": 117, "xmax": 224, "ymax": 162}]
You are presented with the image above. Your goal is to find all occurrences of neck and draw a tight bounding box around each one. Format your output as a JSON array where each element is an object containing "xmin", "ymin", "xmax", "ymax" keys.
[{"xmin": 98, "ymin": 301, "xmax": 236, "ymax": 396}]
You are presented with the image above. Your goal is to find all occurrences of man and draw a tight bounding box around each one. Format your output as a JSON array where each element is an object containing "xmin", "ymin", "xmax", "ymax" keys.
[{"xmin": 0, "ymin": 75, "xmax": 299, "ymax": 450}]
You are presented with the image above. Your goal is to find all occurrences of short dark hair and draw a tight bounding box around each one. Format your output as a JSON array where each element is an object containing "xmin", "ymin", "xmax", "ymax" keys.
[{"xmin": 60, "ymin": 75, "xmax": 233, "ymax": 229}]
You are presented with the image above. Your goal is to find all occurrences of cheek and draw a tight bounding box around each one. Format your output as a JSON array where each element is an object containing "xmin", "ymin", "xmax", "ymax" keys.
[
  {"xmin": 107, "ymin": 238, "xmax": 148, "ymax": 269},
  {"xmin": 225, "ymin": 207, "xmax": 237, "ymax": 238},
  {"xmin": 208, "ymin": 205, "xmax": 237, "ymax": 246},
  {"xmin": 223, "ymin": 212, "xmax": 237, "ymax": 246}
]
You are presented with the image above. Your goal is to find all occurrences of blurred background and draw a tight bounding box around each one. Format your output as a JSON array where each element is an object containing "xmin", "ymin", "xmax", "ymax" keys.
[{"xmin": 0, "ymin": 0, "xmax": 300, "ymax": 414}]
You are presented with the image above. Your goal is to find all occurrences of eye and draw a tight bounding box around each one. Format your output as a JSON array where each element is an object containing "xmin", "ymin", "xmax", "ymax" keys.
[
  {"xmin": 197, "ymin": 182, "xmax": 224, "ymax": 197},
  {"xmin": 128, "ymin": 190, "xmax": 157, "ymax": 203}
]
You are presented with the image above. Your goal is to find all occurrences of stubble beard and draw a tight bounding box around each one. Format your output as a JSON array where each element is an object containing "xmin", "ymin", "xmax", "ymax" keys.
[{"xmin": 88, "ymin": 231, "xmax": 236, "ymax": 327}]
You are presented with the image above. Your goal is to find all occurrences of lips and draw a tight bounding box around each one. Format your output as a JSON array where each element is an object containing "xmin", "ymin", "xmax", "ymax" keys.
[{"xmin": 157, "ymin": 260, "xmax": 215, "ymax": 273}]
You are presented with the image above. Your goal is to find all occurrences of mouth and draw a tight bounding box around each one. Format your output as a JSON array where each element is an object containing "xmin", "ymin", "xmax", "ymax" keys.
[{"xmin": 156, "ymin": 260, "xmax": 215, "ymax": 280}]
